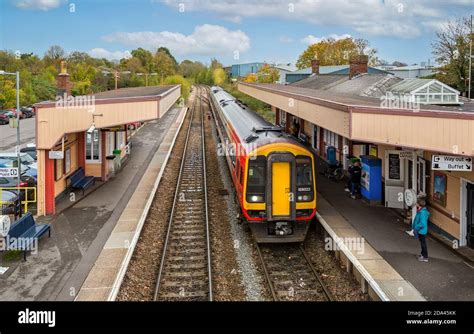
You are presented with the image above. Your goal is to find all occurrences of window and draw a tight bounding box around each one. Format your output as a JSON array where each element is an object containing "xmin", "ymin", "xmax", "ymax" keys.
[
  {"xmin": 296, "ymin": 156, "xmax": 314, "ymax": 202},
  {"xmin": 64, "ymin": 148, "xmax": 71, "ymax": 174},
  {"xmin": 246, "ymin": 156, "xmax": 266, "ymax": 203},
  {"xmin": 107, "ymin": 132, "xmax": 116, "ymax": 156},
  {"xmin": 54, "ymin": 158, "xmax": 63, "ymax": 181},
  {"xmin": 86, "ymin": 129, "xmax": 101, "ymax": 162}
]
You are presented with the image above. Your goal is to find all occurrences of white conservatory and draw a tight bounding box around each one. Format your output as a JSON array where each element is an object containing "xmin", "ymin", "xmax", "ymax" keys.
[{"xmin": 388, "ymin": 78, "xmax": 461, "ymax": 105}]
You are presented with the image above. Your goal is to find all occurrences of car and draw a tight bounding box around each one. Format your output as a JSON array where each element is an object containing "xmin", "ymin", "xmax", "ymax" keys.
[
  {"xmin": 1, "ymin": 189, "xmax": 20, "ymax": 216},
  {"xmin": 20, "ymin": 144, "xmax": 37, "ymax": 161},
  {"xmin": 20, "ymin": 107, "xmax": 34, "ymax": 118},
  {"xmin": 0, "ymin": 113, "xmax": 8, "ymax": 125},
  {"xmin": 0, "ymin": 110, "xmax": 14, "ymax": 118},
  {"xmin": 0, "ymin": 152, "xmax": 37, "ymax": 170}
]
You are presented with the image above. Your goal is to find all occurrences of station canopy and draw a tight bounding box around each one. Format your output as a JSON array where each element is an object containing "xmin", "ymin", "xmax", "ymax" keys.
[{"xmin": 388, "ymin": 78, "xmax": 460, "ymax": 105}]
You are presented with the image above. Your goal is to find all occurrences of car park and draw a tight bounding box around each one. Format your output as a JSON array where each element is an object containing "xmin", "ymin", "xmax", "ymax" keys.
[
  {"xmin": 1, "ymin": 189, "xmax": 19, "ymax": 215},
  {"xmin": 0, "ymin": 152, "xmax": 37, "ymax": 170},
  {"xmin": 0, "ymin": 158, "xmax": 37, "ymax": 180}
]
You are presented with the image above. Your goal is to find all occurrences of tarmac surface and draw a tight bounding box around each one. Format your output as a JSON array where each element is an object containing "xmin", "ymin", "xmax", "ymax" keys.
[{"xmin": 0, "ymin": 108, "xmax": 180, "ymax": 301}]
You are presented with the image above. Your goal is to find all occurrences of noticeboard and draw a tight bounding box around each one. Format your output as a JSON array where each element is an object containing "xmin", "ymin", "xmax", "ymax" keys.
[{"xmin": 388, "ymin": 153, "xmax": 401, "ymax": 180}]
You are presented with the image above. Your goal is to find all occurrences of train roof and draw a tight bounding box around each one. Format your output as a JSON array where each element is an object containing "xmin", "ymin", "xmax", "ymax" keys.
[{"xmin": 210, "ymin": 86, "xmax": 305, "ymax": 151}]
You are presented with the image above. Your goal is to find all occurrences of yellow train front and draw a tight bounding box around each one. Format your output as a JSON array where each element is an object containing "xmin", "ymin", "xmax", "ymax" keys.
[{"xmin": 210, "ymin": 86, "xmax": 316, "ymax": 243}]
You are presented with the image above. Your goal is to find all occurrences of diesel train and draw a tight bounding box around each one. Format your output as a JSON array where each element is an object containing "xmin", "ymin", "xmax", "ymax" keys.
[{"xmin": 209, "ymin": 86, "xmax": 317, "ymax": 243}]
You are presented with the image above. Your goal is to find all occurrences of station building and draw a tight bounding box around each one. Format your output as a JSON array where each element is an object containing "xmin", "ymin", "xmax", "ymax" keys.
[
  {"xmin": 238, "ymin": 55, "xmax": 474, "ymax": 249},
  {"xmin": 34, "ymin": 65, "xmax": 181, "ymax": 216}
]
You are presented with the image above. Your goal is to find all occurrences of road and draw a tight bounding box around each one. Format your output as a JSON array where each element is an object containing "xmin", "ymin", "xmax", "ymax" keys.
[{"xmin": 0, "ymin": 117, "xmax": 36, "ymax": 152}]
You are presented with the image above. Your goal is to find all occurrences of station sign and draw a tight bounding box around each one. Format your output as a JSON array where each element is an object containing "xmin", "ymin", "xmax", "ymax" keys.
[
  {"xmin": 431, "ymin": 155, "xmax": 472, "ymax": 172},
  {"xmin": 48, "ymin": 151, "xmax": 64, "ymax": 160},
  {"xmin": 0, "ymin": 167, "xmax": 18, "ymax": 178}
]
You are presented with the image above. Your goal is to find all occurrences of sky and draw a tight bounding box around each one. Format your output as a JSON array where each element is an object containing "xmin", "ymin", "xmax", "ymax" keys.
[{"xmin": 0, "ymin": 0, "xmax": 473, "ymax": 67}]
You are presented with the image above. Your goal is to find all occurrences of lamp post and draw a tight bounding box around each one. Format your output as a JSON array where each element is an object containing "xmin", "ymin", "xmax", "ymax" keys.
[{"xmin": 0, "ymin": 70, "xmax": 22, "ymax": 217}]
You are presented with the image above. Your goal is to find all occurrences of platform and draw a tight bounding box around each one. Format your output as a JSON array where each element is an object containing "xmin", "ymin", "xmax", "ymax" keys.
[
  {"xmin": 76, "ymin": 106, "xmax": 188, "ymax": 301},
  {"xmin": 316, "ymin": 160, "xmax": 474, "ymax": 301}
]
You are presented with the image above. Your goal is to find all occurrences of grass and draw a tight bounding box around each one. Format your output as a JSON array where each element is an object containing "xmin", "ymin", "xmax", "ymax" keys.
[
  {"xmin": 222, "ymin": 82, "xmax": 275, "ymax": 124},
  {"xmin": 3, "ymin": 250, "xmax": 22, "ymax": 262}
]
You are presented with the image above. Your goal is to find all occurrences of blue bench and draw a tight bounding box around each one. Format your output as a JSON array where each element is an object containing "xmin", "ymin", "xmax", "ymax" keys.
[
  {"xmin": 7, "ymin": 212, "xmax": 51, "ymax": 261},
  {"xmin": 69, "ymin": 167, "xmax": 95, "ymax": 195}
]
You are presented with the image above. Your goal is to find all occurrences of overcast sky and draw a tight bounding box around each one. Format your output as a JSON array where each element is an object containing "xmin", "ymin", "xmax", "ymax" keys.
[{"xmin": 1, "ymin": 0, "xmax": 473, "ymax": 66}]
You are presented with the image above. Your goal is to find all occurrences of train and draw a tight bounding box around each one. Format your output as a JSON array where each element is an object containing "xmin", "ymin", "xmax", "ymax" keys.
[{"xmin": 209, "ymin": 86, "xmax": 317, "ymax": 243}]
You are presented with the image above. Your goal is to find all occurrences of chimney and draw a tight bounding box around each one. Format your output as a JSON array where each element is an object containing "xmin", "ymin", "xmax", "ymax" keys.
[
  {"xmin": 311, "ymin": 58, "xmax": 320, "ymax": 75},
  {"xmin": 56, "ymin": 60, "xmax": 71, "ymax": 96},
  {"xmin": 349, "ymin": 54, "xmax": 368, "ymax": 79}
]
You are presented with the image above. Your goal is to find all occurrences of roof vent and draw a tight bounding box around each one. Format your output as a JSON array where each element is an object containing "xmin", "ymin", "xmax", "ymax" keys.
[
  {"xmin": 252, "ymin": 126, "xmax": 283, "ymax": 133},
  {"xmin": 245, "ymin": 134, "xmax": 259, "ymax": 143}
]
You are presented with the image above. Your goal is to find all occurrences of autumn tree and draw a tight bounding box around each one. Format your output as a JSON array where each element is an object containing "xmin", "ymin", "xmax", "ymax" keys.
[
  {"xmin": 296, "ymin": 37, "xmax": 378, "ymax": 69},
  {"xmin": 212, "ymin": 68, "xmax": 227, "ymax": 86},
  {"xmin": 432, "ymin": 16, "xmax": 473, "ymax": 95},
  {"xmin": 256, "ymin": 64, "xmax": 280, "ymax": 83},
  {"xmin": 154, "ymin": 49, "xmax": 177, "ymax": 82}
]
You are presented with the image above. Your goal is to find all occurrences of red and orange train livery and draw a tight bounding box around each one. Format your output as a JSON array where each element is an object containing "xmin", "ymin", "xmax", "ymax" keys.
[{"xmin": 209, "ymin": 86, "xmax": 317, "ymax": 243}]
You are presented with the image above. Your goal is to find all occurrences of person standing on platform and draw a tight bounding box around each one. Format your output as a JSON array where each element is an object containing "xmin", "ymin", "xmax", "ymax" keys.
[{"xmin": 413, "ymin": 197, "xmax": 430, "ymax": 262}]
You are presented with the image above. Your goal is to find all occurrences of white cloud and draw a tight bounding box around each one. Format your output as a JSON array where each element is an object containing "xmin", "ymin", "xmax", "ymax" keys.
[
  {"xmin": 88, "ymin": 48, "xmax": 130, "ymax": 61},
  {"xmin": 102, "ymin": 24, "xmax": 250, "ymax": 56},
  {"xmin": 158, "ymin": 0, "xmax": 470, "ymax": 38},
  {"xmin": 301, "ymin": 33, "xmax": 352, "ymax": 45},
  {"xmin": 13, "ymin": 0, "xmax": 64, "ymax": 11}
]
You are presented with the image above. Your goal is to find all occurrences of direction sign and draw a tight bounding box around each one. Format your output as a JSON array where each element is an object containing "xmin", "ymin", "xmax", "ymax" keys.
[
  {"xmin": 432, "ymin": 155, "xmax": 472, "ymax": 172},
  {"xmin": 0, "ymin": 167, "xmax": 18, "ymax": 178}
]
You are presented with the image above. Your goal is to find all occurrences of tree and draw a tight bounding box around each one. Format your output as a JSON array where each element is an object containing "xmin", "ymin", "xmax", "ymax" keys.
[
  {"xmin": 163, "ymin": 75, "xmax": 191, "ymax": 100},
  {"xmin": 44, "ymin": 45, "xmax": 66, "ymax": 68},
  {"xmin": 210, "ymin": 58, "xmax": 223, "ymax": 70},
  {"xmin": 296, "ymin": 37, "xmax": 378, "ymax": 69},
  {"xmin": 157, "ymin": 47, "xmax": 178, "ymax": 69},
  {"xmin": 131, "ymin": 48, "xmax": 155, "ymax": 72},
  {"xmin": 243, "ymin": 73, "xmax": 257, "ymax": 83},
  {"xmin": 212, "ymin": 68, "xmax": 227, "ymax": 86},
  {"xmin": 179, "ymin": 60, "xmax": 206, "ymax": 79},
  {"xmin": 256, "ymin": 64, "xmax": 280, "ymax": 83},
  {"xmin": 154, "ymin": 50, "xmax": 177, "ymax": 82},
  {"xmin": 432, "ymin": 16, "xmax": 472, "ymax": 95}
]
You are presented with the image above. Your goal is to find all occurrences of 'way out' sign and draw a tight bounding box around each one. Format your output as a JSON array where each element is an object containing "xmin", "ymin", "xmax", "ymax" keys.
[{"xmin": 432, "ymin": 155, "xmax": 472, "ymax": 172}]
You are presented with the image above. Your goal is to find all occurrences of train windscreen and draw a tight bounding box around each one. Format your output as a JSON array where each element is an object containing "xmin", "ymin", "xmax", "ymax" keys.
[
  {"xmin": 296, "ymin": 156, "xmax": 314, "ymax": 202},
  {"xmin": 246, "ymin": 156, "xmax": 266, "ymax": 203}
]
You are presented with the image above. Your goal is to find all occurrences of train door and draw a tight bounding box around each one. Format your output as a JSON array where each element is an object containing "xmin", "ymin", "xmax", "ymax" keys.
[
  {"xmin": 272, "ymin": 162, "xmax": 290, "ymax": 216},
  {"xmin": 266, "ymin": 153, "xmax": 296, "ymax": 221}
]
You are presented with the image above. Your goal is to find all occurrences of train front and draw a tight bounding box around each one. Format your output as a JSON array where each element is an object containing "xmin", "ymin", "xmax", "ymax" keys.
[{"xmin": 242, "ymin": 143, "xmax": 316, "ymax": 243}]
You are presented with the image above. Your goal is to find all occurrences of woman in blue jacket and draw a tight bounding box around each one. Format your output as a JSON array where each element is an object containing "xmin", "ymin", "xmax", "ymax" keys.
[{"xmin": 413, "ymin": 197, "xmax": 430, "ymax": 262}]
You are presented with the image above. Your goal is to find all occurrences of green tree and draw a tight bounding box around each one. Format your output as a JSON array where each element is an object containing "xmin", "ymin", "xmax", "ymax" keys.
[
  {"xmin": 154, "ymin": 50, "xmax": 177, "ymax": 82},
  {"xmin": 163, "ymin": 75, "xmax": 191, "ymax": 101}
]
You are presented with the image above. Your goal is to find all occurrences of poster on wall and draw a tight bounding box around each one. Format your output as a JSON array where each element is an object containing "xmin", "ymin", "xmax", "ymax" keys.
[
  {"xmin": 65, "ymin": 148, "xmax": 71, "ymax": 174},
  {"xmin": 388, "ymin": 154, "xmax": 401, "ymax": 180},
  {"xmin": 433, "ymin": 172, "xmax": 447, "ymax": 207}
]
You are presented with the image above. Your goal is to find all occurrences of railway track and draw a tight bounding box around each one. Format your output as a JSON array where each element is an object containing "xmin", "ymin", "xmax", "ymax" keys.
[
  {"xmin": 153, "ymin": 86, "xmax": 213, "ymax": 301},
  {"xmin": 256, "ymin": 243, "xmax": 333, "ymax": 301}
]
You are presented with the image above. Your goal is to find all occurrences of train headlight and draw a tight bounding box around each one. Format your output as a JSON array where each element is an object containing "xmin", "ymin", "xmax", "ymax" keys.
[{"xmin": 249, "ymin": 195, "xmax": 263, "ymax": 202}]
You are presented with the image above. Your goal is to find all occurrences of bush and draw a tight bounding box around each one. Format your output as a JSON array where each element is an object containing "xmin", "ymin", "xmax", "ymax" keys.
[{"xmin": 163, "ymin": 75, "xmax": 191, "ymax": 101}]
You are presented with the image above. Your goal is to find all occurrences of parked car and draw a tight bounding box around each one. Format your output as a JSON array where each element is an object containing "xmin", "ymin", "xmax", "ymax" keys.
[
  {"xmin": 0, "ymin": 152, "xmax": 37, "ymax": 170},
  {"xmin": 1, "ymin": 189, "xmax": 20, "ymax": 215},
  {"xmin": 20, "ymin": 144, "xmax": 37, "ymax": 160},
  {"xmin": 20, "ymin": 107, "xmax": 34, "ymax": 118},
  {"xmin": 0, "ymin": 174, "xmax": 36, "ymax": 201},
  {"xmin": 0, "ymin": 113, "xmax": 8, "ymax": 125}
]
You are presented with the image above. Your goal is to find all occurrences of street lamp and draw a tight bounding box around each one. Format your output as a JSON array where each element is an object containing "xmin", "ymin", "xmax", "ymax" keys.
[{"xmin": 0, "ymin": 70, "xmax": 22, "ymax": 217}]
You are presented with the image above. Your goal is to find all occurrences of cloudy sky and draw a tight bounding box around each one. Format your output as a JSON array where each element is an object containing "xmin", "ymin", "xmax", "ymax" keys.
[{"xmin": 0, "ymin": 0, "xmax": 472, "ymax": 66}]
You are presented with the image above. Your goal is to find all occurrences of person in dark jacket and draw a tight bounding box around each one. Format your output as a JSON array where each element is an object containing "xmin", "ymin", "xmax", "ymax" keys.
[
  {"xmin": 344, "ymin": 161, "xmax": 361, "ymax": 199},
  {"xmin": 413, "ymin": 197, "xmax": 430, "ymax": 262}
]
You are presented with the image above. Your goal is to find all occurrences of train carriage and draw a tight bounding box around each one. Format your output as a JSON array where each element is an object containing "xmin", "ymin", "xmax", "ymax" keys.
[{"xmin": 209, "ymin": 86, "xmax": 316, "ymax": 243}]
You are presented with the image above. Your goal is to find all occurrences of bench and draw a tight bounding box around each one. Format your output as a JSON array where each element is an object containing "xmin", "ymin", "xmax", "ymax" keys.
[
  {"xmin": 7, "ymin": 212, "xmax": 51, "ymax": 261},
  {"xmin": 69, "ymin": 167, "xmax": 95, "ymax": 195}
]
